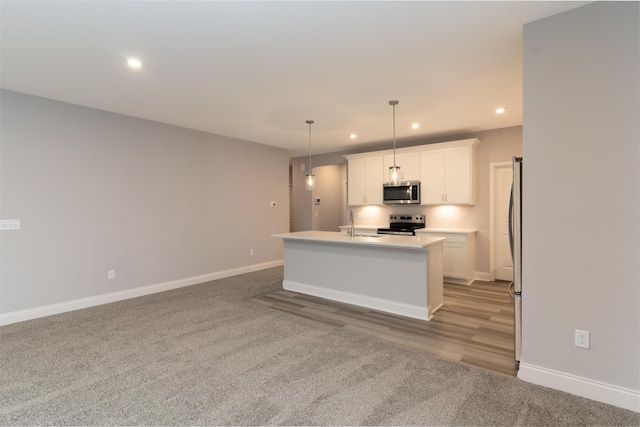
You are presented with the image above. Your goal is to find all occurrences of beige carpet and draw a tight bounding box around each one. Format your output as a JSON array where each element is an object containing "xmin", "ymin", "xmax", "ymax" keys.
[{"xmin": 1, "ymin": 266, "xmax": 638, "ymax": 426}]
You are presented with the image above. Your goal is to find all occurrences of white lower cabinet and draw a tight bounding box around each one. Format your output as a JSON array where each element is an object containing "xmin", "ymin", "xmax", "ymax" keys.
[{"xmin": 415, "ymin": 230, "xmax": 476, "ymax": 285}]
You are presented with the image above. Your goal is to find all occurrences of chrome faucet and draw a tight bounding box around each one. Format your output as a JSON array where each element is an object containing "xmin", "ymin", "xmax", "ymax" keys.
[{"xmin": 348, "ymin": 210, "xmax": 354, "ymax": 237}]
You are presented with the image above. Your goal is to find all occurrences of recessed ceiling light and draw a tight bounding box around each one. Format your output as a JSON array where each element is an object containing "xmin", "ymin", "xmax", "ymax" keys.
[
  {"xmin": 349, "ymin": 133, "xmax": 357, "ymax": 139},
  {"xmin": 411, "ymin": 123, "xmax": 419, "ymax": 129},
  {"xmin": 127, "ymin": 58, "xmax": 142, "ymax": 69},
  {"xmin": 495, "ymin": 107, "xmax": 506, "ymax": 114}
]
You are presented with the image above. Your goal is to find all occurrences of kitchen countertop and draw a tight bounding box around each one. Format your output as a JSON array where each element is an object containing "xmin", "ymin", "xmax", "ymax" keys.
[{"xmin": 272, "ymin": 231, "xmax": 445, "ymax": 250}]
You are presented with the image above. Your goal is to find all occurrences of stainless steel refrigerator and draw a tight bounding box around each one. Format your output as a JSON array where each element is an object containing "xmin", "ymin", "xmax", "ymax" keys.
[{"xmin": 509, "ymin": 156, "xmax": 523, "ymax": 368}]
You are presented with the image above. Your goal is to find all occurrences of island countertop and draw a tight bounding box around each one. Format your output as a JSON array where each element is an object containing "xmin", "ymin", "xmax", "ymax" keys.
[{"xmin": 272, "ymin": 230, "xmax": 445, "ymax": 250}]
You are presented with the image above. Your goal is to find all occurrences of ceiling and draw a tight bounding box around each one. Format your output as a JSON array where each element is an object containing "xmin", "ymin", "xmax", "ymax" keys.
[{"xmin": 0, "ymin": 1, "xmax": 588, "ymax": 157}]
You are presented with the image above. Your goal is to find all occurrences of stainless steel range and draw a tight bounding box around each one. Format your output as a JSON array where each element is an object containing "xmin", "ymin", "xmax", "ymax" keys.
[{"xmin": 377, "ymin": 214, "xmax": 425, "ymax": 236}]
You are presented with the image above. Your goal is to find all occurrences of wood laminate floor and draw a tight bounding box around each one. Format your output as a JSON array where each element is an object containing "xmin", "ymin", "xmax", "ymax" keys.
[{"xmin": 251, "ymin": 280, "xmax": 517, "ymax": 377}]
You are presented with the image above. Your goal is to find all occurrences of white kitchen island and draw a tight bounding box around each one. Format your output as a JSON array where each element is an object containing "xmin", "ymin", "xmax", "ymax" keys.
[{"xmin": 271, "ymin": 231, "xmax": 445, "ymax": 320}]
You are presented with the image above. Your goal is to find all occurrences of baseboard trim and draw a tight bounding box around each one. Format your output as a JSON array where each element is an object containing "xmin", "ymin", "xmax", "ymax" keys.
[
  {"xmin": 0, "ymin": 260, "xmax": 284, "ymax": 326},
  {"xmin": 444, "ymin": 278, "xmax": 472, "ymax": 286},
  {"xmin": 518, "ymin": 362, "xmax": 640, "ymax": 412},
  {"xmin": 474, "ymin": 271, "xmax": 491, "ymax": 281},
  {"xmin": 282, "ymin": 280, "xmax": 431, "ymax": 320},
  {"xmin": 444, "ymin": 272, "xmax": 491, "ymax": 286}
]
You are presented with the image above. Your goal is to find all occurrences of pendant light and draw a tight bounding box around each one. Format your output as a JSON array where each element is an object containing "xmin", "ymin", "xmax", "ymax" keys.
[
  {"xmin": 305, "ymin": 120, "xmax": 315, "ymax": 191},
  {"xmin": 388, "ymin": 100, "xmax": 401, "ymax": 185}
]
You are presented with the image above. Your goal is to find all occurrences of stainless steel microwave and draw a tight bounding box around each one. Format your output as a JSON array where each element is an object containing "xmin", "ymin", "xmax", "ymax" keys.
[{"xmin": 383, "ymin": 181, "xmax": 421, "ymax": 204}]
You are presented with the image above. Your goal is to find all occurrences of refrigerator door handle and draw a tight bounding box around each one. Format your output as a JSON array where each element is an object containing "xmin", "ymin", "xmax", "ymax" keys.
[
  {"xmin": 512, "ymin": 157, "xmax": 522, "ymax": 295},
  {"xmin": 508, "ymin": 281, "xmax": 515, "ymax": 298},
  {"xmin": 508, "ymin": 183, "xmax": 515, "ymax": 262}
]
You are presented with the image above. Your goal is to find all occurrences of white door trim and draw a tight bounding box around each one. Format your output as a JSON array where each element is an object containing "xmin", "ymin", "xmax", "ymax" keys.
[{"xmin": 489, "ymin": 161, "xmax": 512, "ymax": 281}]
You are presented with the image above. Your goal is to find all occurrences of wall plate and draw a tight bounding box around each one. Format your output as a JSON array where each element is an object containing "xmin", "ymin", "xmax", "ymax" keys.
[{"xmin": 0, "ymin": 220, "xmax": 21, "ymax": 230}]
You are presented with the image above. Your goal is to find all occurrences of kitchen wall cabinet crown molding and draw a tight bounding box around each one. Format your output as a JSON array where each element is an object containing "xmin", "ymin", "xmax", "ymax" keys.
[
  {"xmin": 344, "ymin": 138, "xmax": 480, "ymax": 206},
  {"xmin": 344, "ymin": 138, "xmax": 480, "ymax": 159}
]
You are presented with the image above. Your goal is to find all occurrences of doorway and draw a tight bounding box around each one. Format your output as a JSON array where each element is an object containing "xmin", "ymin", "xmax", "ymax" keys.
[
  {"xmin": 490, "ymin": 162, "xmax": 513, "ymax": 281},
  {"xmin": 311, "ymin": 164, "xmax": 344, "ymax": 231}
]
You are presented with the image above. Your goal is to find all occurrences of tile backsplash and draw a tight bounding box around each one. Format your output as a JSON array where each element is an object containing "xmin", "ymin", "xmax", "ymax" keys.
[{"xmin": 346, "ymin": 205, "xmax": 475, "ymax": 229}]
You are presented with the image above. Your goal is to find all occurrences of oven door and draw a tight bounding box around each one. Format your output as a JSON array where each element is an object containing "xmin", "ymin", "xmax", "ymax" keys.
[{"xmin": 377, "ymin": 228, "xmax": 415, "ymax": 236}]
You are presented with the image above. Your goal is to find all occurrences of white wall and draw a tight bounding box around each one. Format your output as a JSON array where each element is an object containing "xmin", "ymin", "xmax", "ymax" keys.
[
  {"xmin": 520, "ymin": 2, "xmax": 639, "ymax": 410},
  {"xmin": 0, "ymin": 90, "xmax": 289, "ymax": 319}
]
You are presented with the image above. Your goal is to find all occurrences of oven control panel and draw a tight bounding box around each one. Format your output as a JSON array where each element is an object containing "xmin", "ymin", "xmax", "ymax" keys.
[{"xmin": 389, "ymin": 214, "xmax": 424, "ymax": 223}]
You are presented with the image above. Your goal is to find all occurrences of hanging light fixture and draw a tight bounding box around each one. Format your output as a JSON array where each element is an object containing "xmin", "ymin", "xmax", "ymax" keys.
[
  {"xmin": 388, "ymin": 100, "xmax": 401, "ymax": 185},
  {"xmin": 305, "ymin": 120, "xmax": 315, "ymax": 191}
]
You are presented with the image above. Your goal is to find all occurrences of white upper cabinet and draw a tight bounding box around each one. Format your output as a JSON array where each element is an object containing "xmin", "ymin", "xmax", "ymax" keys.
[
  {"xmin": 345, "ymin": 138, "xmax": 479, "ymax": 206},
  {"xmin": 383, "ymin": 152, "xmax": 420, "ymax": 182},
  {"xmin": 420, "ymin": 140, "xmax": 478, "ymax": 205},
  {"xmin": 419, "ymin": 150, "xmax": 445, "ymax": 203},
  {"xmin": 346, "ymin": 156, "xmax": 383, "ymax": 206},
  {"xmin": 444, "ymin": 146, "xmax": 474, "ymax": 204}
]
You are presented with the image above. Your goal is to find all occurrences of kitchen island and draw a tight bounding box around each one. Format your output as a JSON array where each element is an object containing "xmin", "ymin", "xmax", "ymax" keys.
[{"xmin": 271, "ymin": 231, "xmax": 445, "ymax": 320}]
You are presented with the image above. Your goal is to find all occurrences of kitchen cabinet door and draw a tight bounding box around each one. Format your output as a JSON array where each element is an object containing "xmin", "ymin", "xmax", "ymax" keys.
[
  {"xmin": 420, "ymin": 145, "xmax": 475, "ymax": 205},
  {"xmin": 347, "ymin": 156, "xmax": 383, "ymax": 206},
  {"xmin": 383, "ymin": 152, "xmax": 420, "ymax": 182},
  {"xmin": 419, "ymin": 150, "xmax": 446, "ymax": 203},
  {"xmin": 364, "ymin": 156, "xmax": 384, "ymax": 205},
  {"xmin": 444, "ymin": 146, "xmax": 473, "ymax": 204},
  {"xmin": 347, "ymin": 158, "xmax": 367, "ymax": 206},
  {"xmin": 442, "ymin": 242, "xmax": 467, "ymax": 279},
  {"xmin": 415, "ymin": 230, "xmax": 476, "ymax": 285}
]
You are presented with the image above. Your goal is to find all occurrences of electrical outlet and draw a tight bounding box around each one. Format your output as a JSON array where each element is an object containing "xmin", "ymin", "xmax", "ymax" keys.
[
  {"xmin": 575, "ymin": 329, "xmax": 590, "ymax": 349},
  {"xmin": 108, "ymin": 270, "xmax": 115, "ymax": 280},
  {"xmin": 249, "ymin": 249, "xmax": 254, "ymax": 256}
]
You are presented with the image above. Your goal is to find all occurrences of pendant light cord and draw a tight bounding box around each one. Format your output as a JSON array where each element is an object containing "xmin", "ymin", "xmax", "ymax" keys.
[
  {"xmin": 389, "ymin": 100, "xmax": 399, "ymax": 170},
  {"xmin": 306, "ymin": 120, "xmax": 314, "ymax": 171}
]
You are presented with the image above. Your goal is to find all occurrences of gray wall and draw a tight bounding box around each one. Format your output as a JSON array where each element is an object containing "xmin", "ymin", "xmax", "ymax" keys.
[
  {"xmin": 311, "ymin": 165, "xmax": 344, "ymax": 232},
  {"xmin": 0, "ymin": 90, "xmax": 289, "ymax": 314},
  {"xmin": 523, "ymin": 1, "xmax": 639, "ymax": 392},
  {"xmin": 291, "ymin": 152, "xmax": 348, "ymax": 232},
  {"xmin": 291, "ymin": 125, "xmax": 523, "ymax": 277}
]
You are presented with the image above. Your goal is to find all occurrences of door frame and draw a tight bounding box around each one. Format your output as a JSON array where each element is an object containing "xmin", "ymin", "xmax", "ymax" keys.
[{"xmin": 489, "ymin": 161, "xmax": 512, "ymax": 281}]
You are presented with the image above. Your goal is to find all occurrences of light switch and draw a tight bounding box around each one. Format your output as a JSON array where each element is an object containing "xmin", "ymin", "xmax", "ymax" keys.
[{"xmin": 0, "ymin": 220, "xmax": 21, "ymax": 230}]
